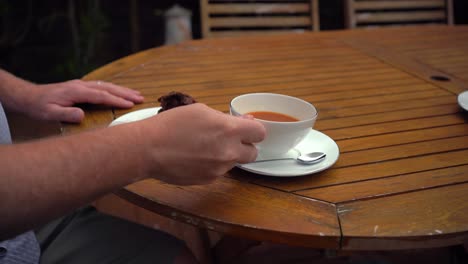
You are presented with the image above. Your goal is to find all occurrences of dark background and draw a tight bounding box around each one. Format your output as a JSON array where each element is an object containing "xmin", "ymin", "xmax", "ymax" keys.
[{"xmin": 1, "ymin": 0, "xmax": 467, "ymax": 83}]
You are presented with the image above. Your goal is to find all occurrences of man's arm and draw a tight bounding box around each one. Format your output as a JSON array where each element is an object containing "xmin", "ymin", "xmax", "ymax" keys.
[
  {"xmin": 0, "ymin": 103, "xmax": 265, "ymax": 240},
  {"xmin": 0, "ymin": 69, "xmax": 265, "ymax": 240}
]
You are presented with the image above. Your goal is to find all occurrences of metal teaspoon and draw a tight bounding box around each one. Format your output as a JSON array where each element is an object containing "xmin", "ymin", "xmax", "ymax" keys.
[{"xmin": 252, "ymin": 152, "xmax": 326, "ymax": 165}]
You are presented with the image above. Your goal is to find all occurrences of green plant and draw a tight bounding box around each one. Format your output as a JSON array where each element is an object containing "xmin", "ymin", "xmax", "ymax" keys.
[{"xmin": 60, "ymin": 0, "xmax": 109, "ymax": 78}]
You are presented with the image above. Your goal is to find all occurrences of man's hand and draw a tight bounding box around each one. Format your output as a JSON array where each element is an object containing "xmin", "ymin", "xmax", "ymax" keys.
[
  {"xmin": 23, "ymin": 80, "xmax": 144, "ymax": 123},
  {"xmin": 135, "ymin": 103, "xmax": 266, "ymax": 185}
]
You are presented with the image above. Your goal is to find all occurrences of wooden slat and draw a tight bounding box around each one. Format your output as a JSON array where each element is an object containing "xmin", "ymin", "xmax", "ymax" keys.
[
  {"xmin": 425, "ymin": 55, "xmax": 468, "ymax": 66},
  {"xmin": 338, "ymin": 124, "xmax": 468, "ymax": 153},
  {"xmin": 335, "ymin": 135, "xmax": 468, "ymax": 168},
  {"xmin": 118, "ymin": 177, "xmax": 341, "ymax": 249},
  {"xmin": 356, "ymin": 11, "xmax": 446, "ymax": 24},
  {"xmin": 208, "ymin": 3, "xmax": 310, "ymax": 14},
  {"xmin": 137, "ymin": 75, "xmax": 420, "ymax": 96},
  {"xmin": 200, "ymin": 0, "xmax": 210, "ymax": 37},
  {"xmin": 251, "ymin": 149, "xmax": 468, "ymax": 192},
  {"xmin": 311, "ymin": 0, "xmax": 319, "ymax": 31},
  {"xmin": 114, "ymin": 65, "xmax": 401, "ymax": 93},
  {"xmin": 447, "ymin": 0, "xmax": 454, "ymax": 24},
  {"xmin": 149, "ymin": 41, "xmax": 395, "ymax": 65},
  {"xmin": 114, "ymin": 54, "xmax": 386, "ymax": 81},
  {"xmin": 324, "ymin": 114, "xmax": 465, "ymax": 141},
  {"xmin": 319, "ymin": 95, "xmax": 455, "ymax": 120},
  {"xmin": 299, "ymin": 165, "xmax": 468, "ymax": 203},
  {"xmin": 317, "ymin": 103, "xmax": 459, "ymax": 131},
  {"xmin": 209, "ymin": 29, "xmax": 307, "ymax": 37},
  {"xmin": 313, "ymin": 83, "xmax": 438, "ymax": 105},
  {"xmin": 338, "ymin": 183, "xmax": 468, "ymax": 250},
  {"xmin": 128, "ymin": 36, "xmax": 347, "ymax": 60},
  {"xmin": 345, "ymin": 0, "xmax": 356, "ymax": 28},
  {"xmin": 209, "ymin": 16, "xmax": 311, "ymax": 28},
  {"xmin": 315, "ymin": 90, "xmax": 451, "ymax": 115},
  {"xmin": 354, "ymin": 0, "xmax": 446, "ymax": 10}
]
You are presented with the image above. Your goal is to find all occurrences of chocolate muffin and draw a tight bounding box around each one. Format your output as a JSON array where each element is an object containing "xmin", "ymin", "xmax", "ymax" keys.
[{"xmin": 157, "ymin": 91, "xmax": 197, "ymax": 113}]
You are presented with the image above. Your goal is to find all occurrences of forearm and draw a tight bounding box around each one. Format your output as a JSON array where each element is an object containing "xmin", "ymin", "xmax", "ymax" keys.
[
  {"xmin": 0, "ymin": 123, "xmax": 149, "ymax": 239},
  {"xmin": 0, "ymin": 69, "xmax": 36, "ymax": 113}
]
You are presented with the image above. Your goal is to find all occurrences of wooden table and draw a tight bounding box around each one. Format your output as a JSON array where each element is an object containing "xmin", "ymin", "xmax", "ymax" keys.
[{"xmin": 64, "ymin": 25, "xmax": 468, "ymax": 251}]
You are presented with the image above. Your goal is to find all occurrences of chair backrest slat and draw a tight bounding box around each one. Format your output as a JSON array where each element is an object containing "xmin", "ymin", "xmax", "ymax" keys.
[
  {"xmin": 345, "ymin": 0, "xmax": 453, "ymax": 29},
  {"xmin": 201, "ymin": 0, "xmax": 319, "ymax": 38},
  {"xmin": 209, "ymin": 3, "xmax": 311, "ymax": 14},
  {"xmin": 354, "ymin": 0, "xmax": 446, "ymax": 10},
  {"xmin": 210, "ymin": 16, "xmax": 312, "ymax": 28}
]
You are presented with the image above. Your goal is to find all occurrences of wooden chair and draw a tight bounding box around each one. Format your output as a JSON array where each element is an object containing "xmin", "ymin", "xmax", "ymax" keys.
[
  {"xmin": 200, "ymin": 0, "xmax": 320, "ymax": 38},
  {"xmin": 344, "ymin": 0, "xmax": 454, "ymax": 29}
]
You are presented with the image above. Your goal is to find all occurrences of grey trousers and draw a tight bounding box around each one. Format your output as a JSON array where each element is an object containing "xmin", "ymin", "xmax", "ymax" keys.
[{"xmin": 35, "ymin": 206, "xmax": 184, "ymax": 264}]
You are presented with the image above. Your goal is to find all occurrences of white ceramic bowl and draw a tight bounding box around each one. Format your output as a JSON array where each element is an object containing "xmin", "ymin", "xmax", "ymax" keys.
[{"xmin": 230, "ymin": 93, "xmax": 318, "ymax": 156}]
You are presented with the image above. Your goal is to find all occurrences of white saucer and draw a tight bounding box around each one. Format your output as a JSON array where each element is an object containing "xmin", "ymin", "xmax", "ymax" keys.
[
  {"xmin": 109, "ymin": 107, "xmax": 161, "ymax": 126},
  {"xmin": 237, "ymin": 129, "xmax": 340, "ymax": 177},
  {"xmin": 458, "ymin": 91, "xmax": 468, "ymax": 111}
]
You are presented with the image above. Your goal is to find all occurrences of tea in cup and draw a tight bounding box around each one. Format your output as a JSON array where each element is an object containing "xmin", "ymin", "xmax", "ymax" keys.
[{"xmin": 230, "ymin": 93, "xmax": 318, "ymax": 157}]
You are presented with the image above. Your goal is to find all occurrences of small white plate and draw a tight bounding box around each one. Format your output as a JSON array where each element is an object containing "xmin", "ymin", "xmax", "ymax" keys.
[
  {"xmin": 109, "ymin": 107, "xmax": 161, "ymax": 126},
  {"xmin": 458, "ymin": 91, "xmax": 468, "ymax": 111},
  {"xmin": 237, "ymin": 129, "xmax": 340, "ymax": 177}
]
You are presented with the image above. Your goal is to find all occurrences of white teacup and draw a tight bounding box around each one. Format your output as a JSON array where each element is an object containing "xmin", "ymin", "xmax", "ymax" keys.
[{"xmin": 230, "ymin": 93, "xmax": 318, "ymax": 157}]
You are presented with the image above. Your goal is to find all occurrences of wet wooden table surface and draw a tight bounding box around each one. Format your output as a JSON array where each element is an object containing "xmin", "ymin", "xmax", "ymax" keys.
[{"xmin": 64, "ymin": 25, "xmax": 468, "ymax": 251}]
